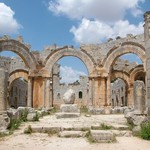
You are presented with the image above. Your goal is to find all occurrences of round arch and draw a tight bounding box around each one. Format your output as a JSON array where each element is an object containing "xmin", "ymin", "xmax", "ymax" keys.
[
  {"xmin": 111, "ymin": 71, "xmax": 130, "ymax": 88},
  {"xmin": 0, "ymin": 39, "xmax": 37, "ymax": 69},
  {"xmin": 103, "ymin": 43, "xmax": 146, "ymax": 73},
  {"xmin": 44, "ymin": 47, "xmax": 95, "ymax": 75},
  {"xmin": 130, "ymin": 65, "xmax": 145, "ymax": 84},
  {"xmin": 9, "ymin": 70, "xmax": 28, "ymax": 85}
]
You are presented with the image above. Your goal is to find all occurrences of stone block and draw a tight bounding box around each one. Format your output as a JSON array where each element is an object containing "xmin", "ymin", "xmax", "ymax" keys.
[
  {"xmin": 56, "ymin": 112, "xmax": 80, "ymax": 119},
  {"xmin": 58, "ymin": 131, "xmax": 84, "ymax": 138},
  {"xmin": 60, "ymin": 104, "xmax": 79, "ymax": 113},
  {"xmin": 27, "ymin": 112, "xmax": 37, "ymax": 121},
  {"xmin": 90, "ymin": 130, "xmax": 115, "ymax": 143},
  {"xmin": 88, "ymin": 107, "xmax": 105, "ymax": 115}
]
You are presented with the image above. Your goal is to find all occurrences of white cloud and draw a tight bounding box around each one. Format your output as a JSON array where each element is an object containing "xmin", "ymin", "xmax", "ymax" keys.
[
  {"xmin": 70, "ymin": 18, "xmax": 144, "ymax": 44},
  {"xmin": 49, "ymin": 0, "xmax": 145, "ymax": 44},
  {"xmin": 0, "ymin": 3, "xmax": 21, "ymax": 35},
  {"xmin": 48, "ymin": 0, "xmax": 145, "ymax": 21},
  {"xmin": 60, "ymin": 66, "xmax": 86, "ymax": 83}
]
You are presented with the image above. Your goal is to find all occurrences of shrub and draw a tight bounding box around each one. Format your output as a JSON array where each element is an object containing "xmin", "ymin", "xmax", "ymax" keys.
[
  {"xmin": 7, "ymin": 119, "xmax": 21, "ymax": 131},
  {"xmin": 140, "ymin": 122, "xmax": 150, "ymax": 140}
]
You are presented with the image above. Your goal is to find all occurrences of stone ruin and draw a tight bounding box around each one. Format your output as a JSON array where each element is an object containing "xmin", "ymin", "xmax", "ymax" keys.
[{"xmin": 0, "ymin": 11, "xmax": 150, "ymax": 132}]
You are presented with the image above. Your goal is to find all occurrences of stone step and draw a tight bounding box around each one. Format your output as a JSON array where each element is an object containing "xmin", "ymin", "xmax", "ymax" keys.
[
  {"xmin": 30, "ymin": 125, "xmax": 61, "ymax": 133},
  {"xmin": 58, "ymin": 131, "xmax": 85, "ymax": 138},
  {"xmin": 91, "ymin": 123, "xmax": 129, "ymax": 130},
  {"xmin": 90, "ymin": 130, "xmax": 115, "ymax": 143}
]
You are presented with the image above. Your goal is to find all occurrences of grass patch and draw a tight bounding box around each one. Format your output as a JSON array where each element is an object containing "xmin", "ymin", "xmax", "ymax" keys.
[
  {"xmin": 100, "ymin": 123, "xmax": 112, "ymax": 130},
  {"xmin": 7, "ymin": 119, "xmax": 21, "ymax": 131},
  {"xmin": 140, "ymin": 122, "xmax": 150, "ymax": 140},
  {"xmin": 91, "ymin": 123, "xmax": 112, "ymax": 130},
  {"xmin": 85, "ymin": 131, "xmax": 95, "ymax": 143}
]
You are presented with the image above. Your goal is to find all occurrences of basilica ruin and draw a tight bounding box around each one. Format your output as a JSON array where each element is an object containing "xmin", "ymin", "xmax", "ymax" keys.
[{"xmin": 0, "ymin": 11, "xmax": 150, "ymax": 117}]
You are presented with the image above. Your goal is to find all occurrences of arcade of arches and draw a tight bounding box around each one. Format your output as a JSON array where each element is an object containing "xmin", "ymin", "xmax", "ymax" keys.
[{"xmin": 0, "ymin": 11, "xmax": 150, "ymax": 115}]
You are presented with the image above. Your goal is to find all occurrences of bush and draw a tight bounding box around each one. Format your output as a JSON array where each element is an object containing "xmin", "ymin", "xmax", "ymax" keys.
[{"xmin": 140, "ymin": 122, "xmax": 150, "ymax": 140}]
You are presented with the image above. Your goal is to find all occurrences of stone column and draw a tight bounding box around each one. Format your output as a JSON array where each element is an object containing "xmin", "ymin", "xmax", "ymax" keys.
[
  {"xmin": 45, "ymin": 78, "xmax": 50, "ymax": 108},
  {"xmin": 27, "ymin": 77, "xmax": 33, "ymax": 107},
  {"xmin": 0, "ymin": 68, "xmax": 8, "ymax": 112},
  {"xmin": 107, "ymin": 77, "xmax": 111, "ymax": 106},
  {"xmin": 144, "ymin": 11, "xmax": 150, "ymax": 116},
  {"xmin": 88, "ymin": 77, "xmax": 94, "ymax": 106}
]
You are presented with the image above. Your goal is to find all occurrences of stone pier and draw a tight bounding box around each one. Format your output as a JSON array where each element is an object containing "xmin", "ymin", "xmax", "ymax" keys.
[{"xmin": 0, "ymin": 68, "xmax": 8, "ymax": 112}]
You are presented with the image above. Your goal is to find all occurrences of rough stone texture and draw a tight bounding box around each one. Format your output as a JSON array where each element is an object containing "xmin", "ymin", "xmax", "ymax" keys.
[
  {"xmin": 60, "ymin": 104, "xmax": 79, "ymax": 113},
  {"xmin": 134, "ymin": 81, "xmax": 146, "ymax": 115},
  {"xmin": 63, "ymin": 89, "xmax": 75, "ymax": 104},
  {"xmin": 56, "ymin": 112, "xmax": 80, "ymax": 119},
  {"xmin": 124, "ymin": 110, "xmax": 148, "ymax": 126},
  {"xmin": 0, "ymin": 113, "xmax": 10, "ymax": 131},
  {"xmin": 90, "ymin": 130, "xmax": 115, "ymax": 143}
]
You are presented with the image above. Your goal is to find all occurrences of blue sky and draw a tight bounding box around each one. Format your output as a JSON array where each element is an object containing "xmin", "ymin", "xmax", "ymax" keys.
[{"xmin": 0, "ymin": 0, "xmax": 149, "ymax": 83}]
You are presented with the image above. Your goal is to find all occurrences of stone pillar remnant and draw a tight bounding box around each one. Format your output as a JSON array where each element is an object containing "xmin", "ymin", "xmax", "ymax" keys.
[{"xmin": 133, "ymin": 80, "xmax": 146, "ymax": 115}]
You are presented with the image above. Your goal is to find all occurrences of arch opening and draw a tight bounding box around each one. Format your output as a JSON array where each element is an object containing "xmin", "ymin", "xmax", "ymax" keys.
[{"xmin": 51, "ymin": 56, "xmax": 89, "ymax": 107}]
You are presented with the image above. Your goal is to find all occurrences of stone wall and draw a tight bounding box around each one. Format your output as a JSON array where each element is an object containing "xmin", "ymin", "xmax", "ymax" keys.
[
  {"xmin": 9, "ymin": 78, "xmax": 27, "ymax": 108},
  {"xmin": 111, "ymin": 78, "xmax": 127, "ymax": 107}
]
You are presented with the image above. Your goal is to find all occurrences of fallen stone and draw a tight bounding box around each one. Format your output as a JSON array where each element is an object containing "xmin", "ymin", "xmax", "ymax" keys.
[{"xmin": 63, "ymin": 89, "xmax": 75, "ymax": 104}]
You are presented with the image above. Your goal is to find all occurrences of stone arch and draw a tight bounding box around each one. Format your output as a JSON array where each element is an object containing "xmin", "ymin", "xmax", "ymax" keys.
[
  {"xmin": 44, "ymin": 47, "xmax": 95, "ymax": 75},
  {"xmin": 103, "ymin": 43, "xmax": 146, "ymax": 73},
  {"xmin": 130, "ymin": 65, "xmax": 145, "ymax": 84},
  {"xmin": 111, "ymin": 71, "xmax": 130, "ymax": 88},
  {"xmin": 0, "ymin": 39, "xmax": 37, "ymax": 69},
  {"xmin": 9, "ymin": 70, "xmax": 28, "ymax": 85}
]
